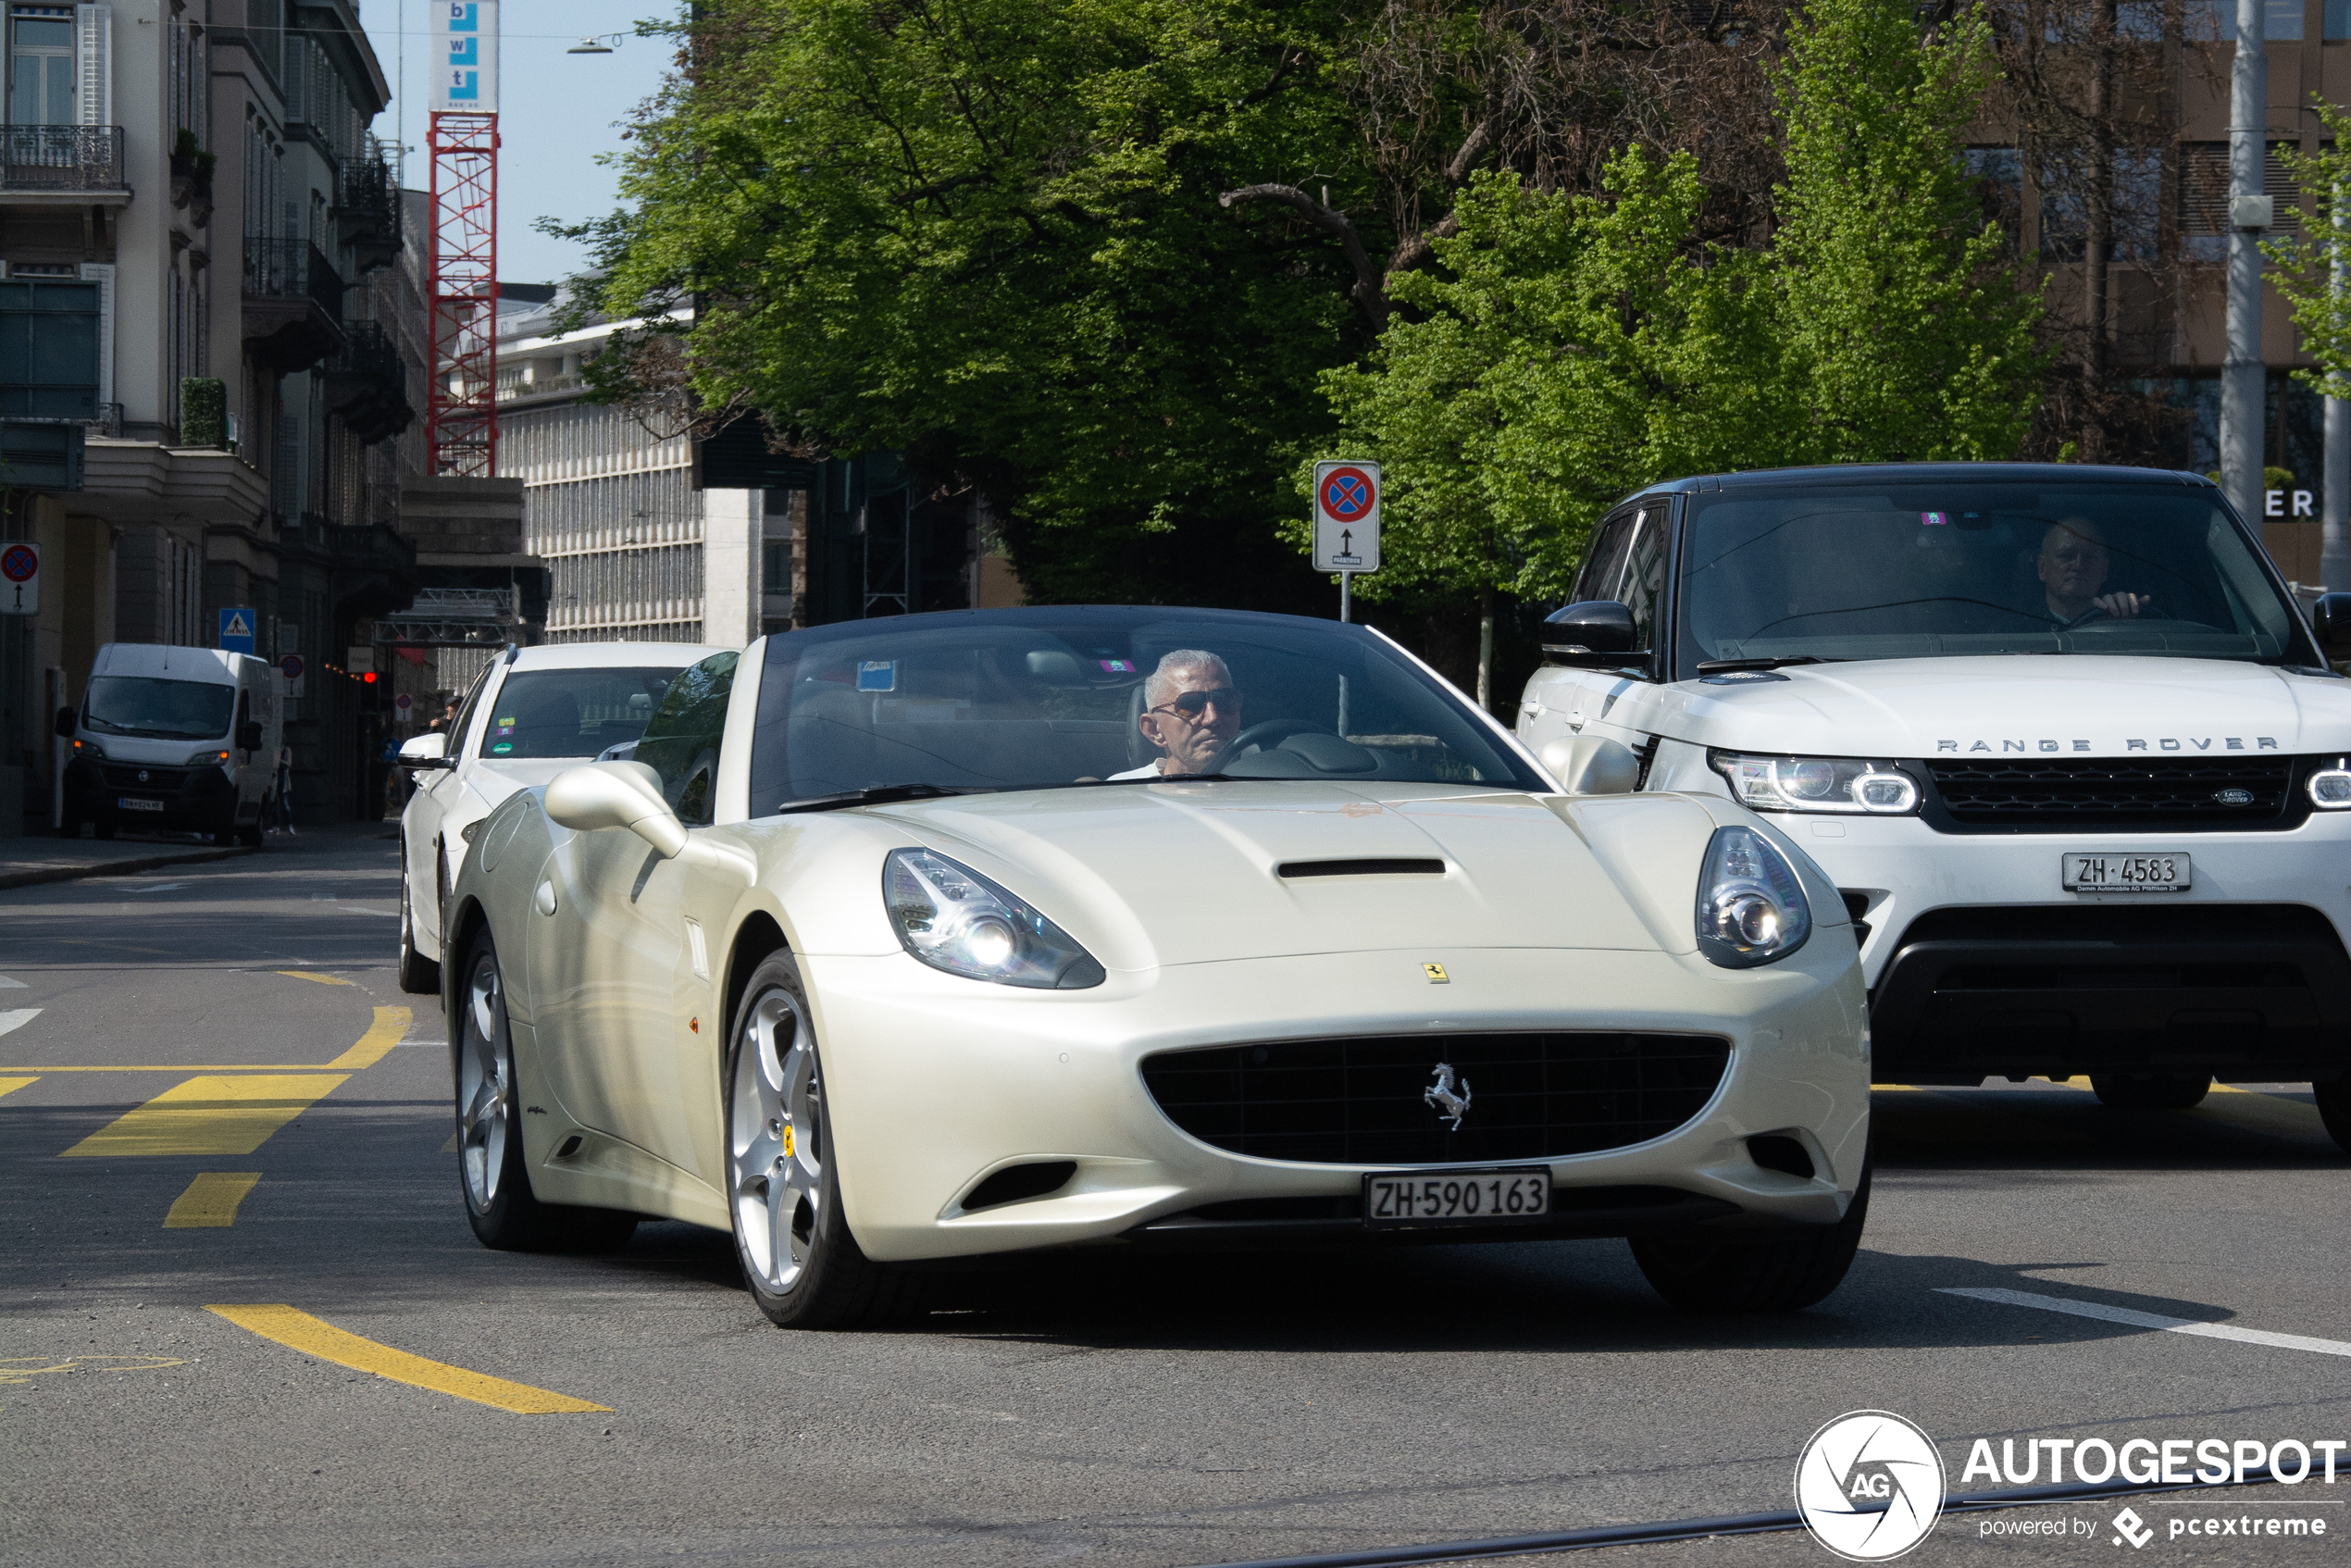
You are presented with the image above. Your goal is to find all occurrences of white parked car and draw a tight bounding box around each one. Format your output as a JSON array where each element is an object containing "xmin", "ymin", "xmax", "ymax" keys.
[
  {"xmin": 1517, "ymin": 462, "xmax": 2351, "ymax": 1141},
  {"xmin": 442, "ymin": 607, "xmax": 1870, "ymax": 1329},
  {"xmin": 395, "ymin": 641, "xmax": 722, "ymax": 994}
]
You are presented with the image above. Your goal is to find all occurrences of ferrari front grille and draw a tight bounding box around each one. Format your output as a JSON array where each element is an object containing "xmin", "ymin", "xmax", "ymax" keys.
[{"xmin": 1138, "ymin": 1031, "xmax": 1732, "ymax": 1165}]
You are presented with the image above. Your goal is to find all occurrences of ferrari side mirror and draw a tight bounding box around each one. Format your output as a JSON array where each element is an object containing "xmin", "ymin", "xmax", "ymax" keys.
[{"xmin": 544, "ymin": 762, "xmax": 755, "ymax": 885}]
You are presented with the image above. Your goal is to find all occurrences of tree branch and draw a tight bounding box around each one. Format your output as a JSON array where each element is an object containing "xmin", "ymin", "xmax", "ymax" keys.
[{"xmin": 1217, "ymin": 183, "xmax": 1387, "ymax": 330}]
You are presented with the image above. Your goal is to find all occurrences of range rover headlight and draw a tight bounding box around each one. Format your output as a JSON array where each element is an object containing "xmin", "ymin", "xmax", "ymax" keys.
[
  {"xmin": 883, "ymin": 848, "xmax": 1105, "ymax": 989},
  {"xmin": 1696, "ymin": 825, "xmax": 1813, "ymax": 969},
  {"xmin": 1711, "ymin": 752, "xmax": 1921, "ymax": 815},
  {"xmin": 2310, "ymin": 762, "xmax": 2351, "ymax": 809}
]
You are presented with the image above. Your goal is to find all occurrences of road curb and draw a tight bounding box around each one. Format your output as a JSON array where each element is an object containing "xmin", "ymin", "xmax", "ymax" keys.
[{"xmin": 0, "ymin": 843, "xmax": 260, "ymax": 891}]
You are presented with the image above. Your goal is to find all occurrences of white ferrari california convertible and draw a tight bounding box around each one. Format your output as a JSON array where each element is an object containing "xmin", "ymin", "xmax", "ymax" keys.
[{"xmin": 442, "ymin": 606, "xmax": 1871, "ymax": 1327}]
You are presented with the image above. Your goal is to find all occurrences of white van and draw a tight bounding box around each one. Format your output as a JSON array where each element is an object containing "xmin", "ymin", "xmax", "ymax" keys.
[
  {"xmin": 56, "ymin": 642, "xmax": 282, "ymax": 844},
  {"xmin": 1515, "ymin": 462, "xmax": 2351, "ymax": 1143}
]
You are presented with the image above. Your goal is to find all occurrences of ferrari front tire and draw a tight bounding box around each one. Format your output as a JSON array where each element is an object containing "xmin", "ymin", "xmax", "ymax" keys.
[
  {"xmin": 725, "ymin": 951, "xmax": 914, "ymax": 1329},
  {"xmin": 454, "ymin": 928, "xmax": 635, "ymax": 1253},
  {"xmin": 1630, "ymin": 1162, "xmax": 1871, "ymax": 1314},
  {"xmin": 397, "ymin": 867, "xmax": 442, "ymax": 995}
]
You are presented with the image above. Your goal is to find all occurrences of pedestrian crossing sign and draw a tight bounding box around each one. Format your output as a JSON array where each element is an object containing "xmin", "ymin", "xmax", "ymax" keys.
[{"xmin": 218, "ymin": 608, "xmax": 256, "ymax": 654}]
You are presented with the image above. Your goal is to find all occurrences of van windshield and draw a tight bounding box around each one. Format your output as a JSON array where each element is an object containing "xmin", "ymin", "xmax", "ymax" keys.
[
  {"xmin": 82, "ymin": 676, "xmax": 235, "ymax": 740},
  {"xmin": 1679, "ymin": 481, "xmax": 2304, "ymax": 667}
]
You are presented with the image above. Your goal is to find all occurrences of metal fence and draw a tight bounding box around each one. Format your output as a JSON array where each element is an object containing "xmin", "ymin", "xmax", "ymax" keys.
[{"xmin": 0, "ymin": 126, "xmax": 123, "ymax": 192}]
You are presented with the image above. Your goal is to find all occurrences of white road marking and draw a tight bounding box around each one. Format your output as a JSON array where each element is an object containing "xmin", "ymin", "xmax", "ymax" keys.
[
  {"xmin": 0, "ymin": 1010, "xmax": 40, "ymax": 1038},
  {"xmin": 1939, "ymin": 1287, "xmax": 2351, "ymax": 1360},
  {"xmin": 0, "ymin": 976, "xmax": 24, "ymax": 989},
  {"xmin": 122, "ymin": 883, "xmax": 187, "ymax": 893}
]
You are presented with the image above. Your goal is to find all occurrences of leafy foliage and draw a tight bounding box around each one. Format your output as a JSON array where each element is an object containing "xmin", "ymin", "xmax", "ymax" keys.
[
  {"xmin": 574, "ymin": 0, "xmax": 1369, "ymax": 605},
  {"xmin": 2268, "ymin": 101, "xmax": 2351, "ymax": 402},
  {"xmin": 1318, "ymin": 0, "xmax": 2046, "ymax": 606}
]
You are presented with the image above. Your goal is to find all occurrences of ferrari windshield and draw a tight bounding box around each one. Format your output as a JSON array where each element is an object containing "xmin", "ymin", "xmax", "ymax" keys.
[
  {"xmin": 1679, "ymin": 480, "xmax": 2303, "ymax": 666},
  {"xmin": 748, "ymin": 607, "xmax": 1542, "ymax": 807}
]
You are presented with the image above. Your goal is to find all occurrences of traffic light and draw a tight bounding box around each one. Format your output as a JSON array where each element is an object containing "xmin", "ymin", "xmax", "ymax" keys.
[{"xmin": 362, "ymin": 671, "xmax": 378, "ymax": 684}]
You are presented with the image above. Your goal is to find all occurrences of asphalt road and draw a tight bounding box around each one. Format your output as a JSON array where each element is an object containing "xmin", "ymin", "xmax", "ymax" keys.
[{"xmin": 6, "ymin": 829, "xmax": 2351, "ymax": 1568}]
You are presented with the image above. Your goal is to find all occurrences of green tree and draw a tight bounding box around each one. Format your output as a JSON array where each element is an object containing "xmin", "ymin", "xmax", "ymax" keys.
[
  {"xmin": 1769, "ymin": 0, "xmax": 2044, "ymax": 464},
  {"xmin": 2267, "ymin": 101, "xmax": 2351, "ymax": 401},
  {"xmin": 570, "ymin": 0, "xmax": 1367, "ymax": 606},
  {"xmin": 1315, "ymin": 149, "xmax": 1782, "ymax": 646},
  {"xmin": 1312, "ymin": 0, "xmax": 2043, "ymax": 703}
]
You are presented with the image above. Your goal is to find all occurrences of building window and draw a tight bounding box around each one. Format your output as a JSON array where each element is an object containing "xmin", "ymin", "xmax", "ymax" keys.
[
  {"xmin": 2330, "ymin": 0, "xmax": 2351, "ymax": 37},
  {"xmin": 2190, "ymin": 0, "xmax": 2304, "ymax": 37},
  {"xmin": 8, "ymin": 6, "xmax": 74, "ymax": 125},
  {"xmin": 1966, "ymin": 148, "xmax": 2022, "ymax": 255}
]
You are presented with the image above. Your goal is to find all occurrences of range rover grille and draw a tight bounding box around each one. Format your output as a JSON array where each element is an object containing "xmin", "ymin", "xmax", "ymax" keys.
[
  {"xmin": 1139, "ymin": 1032, "xmax": 1732, "ymax": 1166},
  {"xmin": 1924, "ymin": 756, "xmax": 2299, "ymax": 831}
]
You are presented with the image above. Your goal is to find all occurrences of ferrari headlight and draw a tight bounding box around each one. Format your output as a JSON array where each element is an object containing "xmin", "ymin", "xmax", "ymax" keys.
[
  {"xmin": 1711, "ymin": 751, "xmax": 1920, "ymax": 815},
  {"xmin": 1696, "ymin": 825, "xmax": 1812, "ymax": 969},
  {"xmin": 883, "ymin": 848, "xmax": 1105, "ymax": 989}
]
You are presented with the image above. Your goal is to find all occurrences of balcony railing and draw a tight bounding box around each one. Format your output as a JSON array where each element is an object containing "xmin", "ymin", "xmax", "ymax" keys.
[
  {"xmin": 321, "ymin": 320, "xmax": 414, "ymax": 442},
  {"xmin": 243, "ymin": 239, "xmax": 346, "ymax": 320},
  {"xmin": 0, "ymin": 126, "xmax": 124, "ymax": 193}
]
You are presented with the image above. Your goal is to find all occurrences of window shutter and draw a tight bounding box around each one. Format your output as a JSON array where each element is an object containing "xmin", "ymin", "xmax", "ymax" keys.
[
  {"xmin": 75, "ymin": 5, "xmax": 111, "ymax": 128},
  {"xmin": 79, "ymin": 262, "xmax": 115, "ymax": 412}
]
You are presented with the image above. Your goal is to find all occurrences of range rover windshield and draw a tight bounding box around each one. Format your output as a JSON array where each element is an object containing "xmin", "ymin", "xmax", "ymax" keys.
[
  {"xmin": 1679, "ymin": 480, "xmax": 2303, "ymax": 667},
  {"xmin": 748, "ymin": 607, "xmax": 1543, "ymax": 810}
]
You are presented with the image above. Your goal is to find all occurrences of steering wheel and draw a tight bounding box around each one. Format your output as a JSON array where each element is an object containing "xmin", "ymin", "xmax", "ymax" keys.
[{"xmin": 1210, "ymin": 717, "xmax": 1334, "ymax": 770}]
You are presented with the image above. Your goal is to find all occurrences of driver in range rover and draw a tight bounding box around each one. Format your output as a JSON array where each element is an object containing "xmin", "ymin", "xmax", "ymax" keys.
[
  {"xmin": 2038, "ymin": 517, "xmax": 2152, "ymax": 625},
  {"xmin": 1112, "ymin": 650, "xmax": 1243, "ymax": 779}
]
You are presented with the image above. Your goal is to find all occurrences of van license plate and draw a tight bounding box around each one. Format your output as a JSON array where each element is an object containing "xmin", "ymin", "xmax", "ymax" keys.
[
  {"xmin": 117, "ymin": 797, "xmax": 165, "ymax": 812},
  {"xmin": 2063, "ymin": 852, "xmax": 2189, "ymax": 892},
  {"xmin": 1363, "ymin": 1167, "xmax": 1550, "ymax": 1229}
]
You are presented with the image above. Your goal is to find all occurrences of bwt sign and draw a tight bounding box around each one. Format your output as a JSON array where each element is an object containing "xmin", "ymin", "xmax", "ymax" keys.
[{"xmin": 2268, "ymin": 490, "xmax": 2317, "ymax": 517}]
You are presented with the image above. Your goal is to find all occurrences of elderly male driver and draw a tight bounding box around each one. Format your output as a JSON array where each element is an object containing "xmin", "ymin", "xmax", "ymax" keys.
[
  {"xmin": 2038, "ymin": 517, "xmax": 2151, "ymax": 625},
  {"xmin": 1112, "ymin": 650, "xmax": 1242, "ymax": 779}
]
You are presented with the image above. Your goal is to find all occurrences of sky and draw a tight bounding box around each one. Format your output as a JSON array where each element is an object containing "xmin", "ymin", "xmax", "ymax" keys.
[{"xmin": 355, "ymin": 1, "xmax": 680, "ymax": 288}]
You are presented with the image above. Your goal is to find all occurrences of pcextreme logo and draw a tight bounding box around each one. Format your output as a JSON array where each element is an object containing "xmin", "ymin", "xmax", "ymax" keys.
[{"xmin": 1796, "ymin": 1410, "xmax": 1947, "ymax": 1562}]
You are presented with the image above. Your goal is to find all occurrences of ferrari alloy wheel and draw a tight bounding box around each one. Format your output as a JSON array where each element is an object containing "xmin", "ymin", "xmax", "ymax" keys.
[
  {"xmin": 454, "ymin": 927, "xmax": 635, "ymax": 1253},
  {"xmin": 725, "ymin": 951, "xmax": 912, "ymax": 1328},
  {"xmin": 1631, "ymin": 1159, "xmax": 1871, "ymax": 1314},
  {"xmin": 2090, "ymin": 1072, "xmax": 2211, "ymax": 1111},
  {"xmin": 396, "ymin": 862, "xmax": 441, "ymax": 995}
]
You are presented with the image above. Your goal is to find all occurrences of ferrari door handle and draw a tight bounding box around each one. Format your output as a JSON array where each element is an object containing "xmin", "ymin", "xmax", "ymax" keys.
[{"xmin": 534, "ymin": 880, "xmax": 557, "ymax": 916}]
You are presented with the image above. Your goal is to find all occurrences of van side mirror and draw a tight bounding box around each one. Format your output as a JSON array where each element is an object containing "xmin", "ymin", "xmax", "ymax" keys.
[
  {"xmin": 53, "ymin": 706, "xmax": 74, "ymax": 739},
  {"xmin": 238, "ymin": 721, "xmax": 264, "ymax": 753},
  {"xmin": 2313, "ymin": 591, "xmax": 2351, "ymax": 653},
  {"xmin": 1540, "ymin": 602, "xmax": 1650, "ymax": 671}
]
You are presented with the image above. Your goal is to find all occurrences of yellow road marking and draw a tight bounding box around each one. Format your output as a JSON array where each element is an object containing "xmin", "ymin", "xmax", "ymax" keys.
[
  {"xmin": 0, "ymin": 1076, "xmax": 34, "ymax": 1099},
  {"xmin": 1870, "ymin": 1084, "xmax": 1920, "ymax": 1091},
  {"xmin": 61, "ymin": 1076, "xmax": 348, "ymax": 1157},
  {"xmin": 276, "ymin": 970, "xmax": 354, "ymax": 986},
  {"xmin": 205, "ymin": 1305, "xmax": 610, "ymax": 1414},
  {"xmin": 328, "ymin": 1007, "xmax": 410, "ymax": 1069},
  {"xmin": 164, "ymin": 1173, "xmax": 262, "ymax": 1227}
]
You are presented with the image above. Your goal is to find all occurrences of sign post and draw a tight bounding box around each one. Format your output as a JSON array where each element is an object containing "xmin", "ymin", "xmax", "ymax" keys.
[
  {"xmin": 218, "ymin": 607, "xmax": 256, "ymax": 654},
  {"xmin": 1312, "ymin": 461, "xmax": 1383, "ymax": 622},
  {"xmin": 0, "ymin": 541, "xmax": 38, "ymax": 616}
]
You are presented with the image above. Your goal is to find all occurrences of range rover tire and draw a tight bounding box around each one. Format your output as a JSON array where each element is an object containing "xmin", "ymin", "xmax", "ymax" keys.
[
  {"xmin": 724, "ymin": 950, "xmax": 915, "ymax": 1329},
  {"xmin": 1631, "ymin": 1161, "xmax": 1871, "ymax": 1314},
  {"xmin": 2310, "ymin": 1081, "xmax": 2351, "ymax": 1153},
  {"xmin": 454, "ymin": 927, "xmax": 636, "ymax": 1253},
  {"xmin": 2090, "ymin": 1072, "xmax": 2211, "ymax": 1110}
]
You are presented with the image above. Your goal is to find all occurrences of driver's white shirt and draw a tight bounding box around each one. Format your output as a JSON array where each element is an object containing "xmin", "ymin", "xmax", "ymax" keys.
[{"xmin": 1109, "ymin": 763, "xmax": 1162, "ymax": 780}]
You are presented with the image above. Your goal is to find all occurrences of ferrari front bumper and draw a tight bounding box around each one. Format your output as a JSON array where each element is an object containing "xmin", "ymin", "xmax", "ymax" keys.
[{"xmin": 805, "ymin": 938, "xmax": 1870, "ymax": 1263}]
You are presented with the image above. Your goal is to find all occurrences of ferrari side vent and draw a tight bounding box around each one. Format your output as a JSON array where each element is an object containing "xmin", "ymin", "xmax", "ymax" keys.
[
  {"xmin": 1275, "ymin": 858, "xmax": 1445, "ymax": 878},
  {"xmin": 961, "ymin": 1161, "xmax": 1076, "ymax": 1212}
]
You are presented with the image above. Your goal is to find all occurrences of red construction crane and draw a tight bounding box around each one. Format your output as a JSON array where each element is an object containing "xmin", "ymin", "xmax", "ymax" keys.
[{"xmin": 427, "ymin": 3, "xmax": 501, "ymax": 477}]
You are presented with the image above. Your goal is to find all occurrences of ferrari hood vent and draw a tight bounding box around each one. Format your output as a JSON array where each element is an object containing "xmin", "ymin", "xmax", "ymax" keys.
[{"xmin": 1275, "ymin": 857, "xmax": 1446, "ymax": 878}]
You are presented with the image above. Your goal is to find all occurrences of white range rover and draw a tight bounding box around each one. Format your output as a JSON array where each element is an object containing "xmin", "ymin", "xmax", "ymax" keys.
[{"xmin": 1516, "ymin": 462, "xmax": 2351, "ymax": 1144}]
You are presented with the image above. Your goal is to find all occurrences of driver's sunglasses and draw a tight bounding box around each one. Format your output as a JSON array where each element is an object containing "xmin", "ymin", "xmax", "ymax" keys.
[{"xmin": 1152, "ymin": 688, "xmax": 1239, "ymax": 720}]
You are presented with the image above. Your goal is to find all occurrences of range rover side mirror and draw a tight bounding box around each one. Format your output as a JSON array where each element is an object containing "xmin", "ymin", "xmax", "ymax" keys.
[
  {"xmin": 2313, "ymin": 591, "xmax": 2351, "ymax": 653},
  {"xmin": 1540, "ymin": 601, "xmax": 1649, "ymax": 670},
  {"xmin": 53, "ymin": 706, "xmax": 74, "ymax": 739}
]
